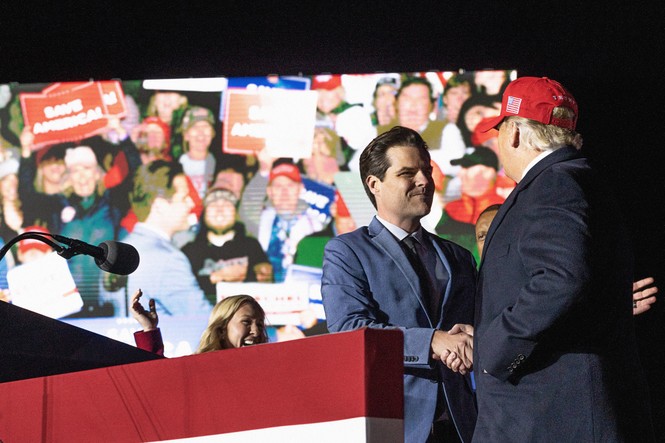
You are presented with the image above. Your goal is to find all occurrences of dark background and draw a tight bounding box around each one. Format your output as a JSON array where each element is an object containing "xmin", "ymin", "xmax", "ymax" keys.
[{"xmin": 2, "ymin": 0, "xmax": 664, "ymax": 435}]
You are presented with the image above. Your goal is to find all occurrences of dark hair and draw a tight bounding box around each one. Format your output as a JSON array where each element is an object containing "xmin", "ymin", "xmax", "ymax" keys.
[
  {"xmin": 443, "ymin": 73, "xmax": 474, "ymax": 96},
  {"xmin": 130, "ymin": 160, "xmax": 184, "ymax": 221},
  {"xmin": 478, "ymin": 203, "xmax": 501, "ymax": 220},
  {"xmin": 359, "ymin": 126, "xmax": 430, "ymax": 209},
  {"xmin": 397, "ymin": 76, "xmax": 435, "ymax": 103},
  {"xmin": 457, "ymin": 94, "xmax": 502, "ymax": 147}
]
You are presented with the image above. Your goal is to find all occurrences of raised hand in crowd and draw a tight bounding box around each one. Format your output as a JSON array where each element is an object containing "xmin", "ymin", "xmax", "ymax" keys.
[
  {"xmin": 130, "ymin": 289, "xmax": 158, "ymax": 332},
  {"xmin": 19, "ymin": 126, "xmax": 35, "ymax": 157}
]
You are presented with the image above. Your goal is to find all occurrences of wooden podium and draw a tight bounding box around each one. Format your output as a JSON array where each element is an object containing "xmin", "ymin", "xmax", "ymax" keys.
[{"xmin": 0, "ymin": 319, "xmax": 404, "ymax": 442}]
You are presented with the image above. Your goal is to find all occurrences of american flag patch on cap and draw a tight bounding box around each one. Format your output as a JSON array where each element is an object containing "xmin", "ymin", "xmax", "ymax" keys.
[{"xmin": 505, "ymin": 96, "xmax": 522, "ymax": 114}]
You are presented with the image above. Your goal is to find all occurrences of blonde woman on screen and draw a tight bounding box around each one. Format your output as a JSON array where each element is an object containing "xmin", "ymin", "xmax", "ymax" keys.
[{"xmin": 131, "ymin": 289, "xmax": 268, "ymax": 356}]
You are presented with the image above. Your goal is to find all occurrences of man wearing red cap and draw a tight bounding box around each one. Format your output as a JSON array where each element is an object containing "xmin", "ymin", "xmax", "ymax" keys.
[
  {"xmin": 457, "ymin": 77, "xmax": 655, "ymax": 441},
  {"xmin": 311, "ymin": 74, "xmax": 376, "ymax": 172},
  {"xmin": 258, "ymin": 159, "xmax": 325, "ymax": 282}
]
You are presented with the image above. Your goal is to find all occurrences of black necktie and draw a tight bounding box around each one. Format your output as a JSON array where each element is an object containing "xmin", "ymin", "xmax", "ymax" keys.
[{"xmin": 402, "ymin": 236, "xmax": 439, "ymax": 322}]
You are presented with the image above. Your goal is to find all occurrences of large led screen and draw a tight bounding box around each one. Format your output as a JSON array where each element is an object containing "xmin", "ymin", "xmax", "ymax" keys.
[{"xmin": 0, "ymin": 69, "xmax": 516, "ymax": 356}]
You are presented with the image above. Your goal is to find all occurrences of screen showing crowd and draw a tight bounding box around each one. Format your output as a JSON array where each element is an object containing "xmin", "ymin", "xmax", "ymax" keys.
[{"xmin": 0, "ymin": 69, "xmax": 516, "ymax": 355}]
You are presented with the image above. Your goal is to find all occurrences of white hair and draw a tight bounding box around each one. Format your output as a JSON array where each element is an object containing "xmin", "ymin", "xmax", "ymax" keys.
[{"xmin": 508, "ymin": 107, "xmax": 583, "ymax": 152}]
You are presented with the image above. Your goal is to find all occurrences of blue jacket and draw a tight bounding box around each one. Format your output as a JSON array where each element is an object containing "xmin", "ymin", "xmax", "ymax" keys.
[{"xmin": 322, "ymin": 217, "xmax": 477, "ymax": 443}]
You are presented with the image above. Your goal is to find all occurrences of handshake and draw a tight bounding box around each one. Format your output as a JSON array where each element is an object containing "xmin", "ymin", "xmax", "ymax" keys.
[{"xmin": 431, "ymin": 324, "xmax": 474, "ymax": 375}]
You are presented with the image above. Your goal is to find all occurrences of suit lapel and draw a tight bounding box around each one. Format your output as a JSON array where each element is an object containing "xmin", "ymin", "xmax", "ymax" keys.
[
  {"xmin": 479, "ymin": 146, "xmax": 580, "ymax": 271},
  {"xmin": 369, "ymin": 217, "xmax": 433, "ymax": 323}
]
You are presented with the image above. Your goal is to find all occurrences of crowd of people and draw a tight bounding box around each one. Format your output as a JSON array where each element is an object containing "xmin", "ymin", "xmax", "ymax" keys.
[{"xmin": 0, "ymin": 70, "xmax": 516, "ymax": 318}]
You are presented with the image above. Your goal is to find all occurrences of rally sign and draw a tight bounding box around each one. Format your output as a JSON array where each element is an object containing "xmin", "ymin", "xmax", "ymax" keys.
[
  {"xmin": 42, "ymin": 81, "xmax": 127, "ymax": 117},
  {"xmin": 20, "ymin": 81, "xmax": 127, "ymax": 148},
  {"xmin": 222, "ymin": 88, "xmax": 317, "ymax": 158}
]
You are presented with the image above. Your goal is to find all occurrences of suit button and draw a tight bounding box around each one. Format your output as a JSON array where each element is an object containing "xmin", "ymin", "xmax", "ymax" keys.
[{"xmin": 518, "ymin": 354, "xmax": 525, "ymax": 361}]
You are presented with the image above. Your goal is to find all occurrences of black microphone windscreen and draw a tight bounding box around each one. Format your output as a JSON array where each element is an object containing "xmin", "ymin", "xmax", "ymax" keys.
[{"xmin": 96, "ymin": 241, "xmax": 140, "ymax": 275}]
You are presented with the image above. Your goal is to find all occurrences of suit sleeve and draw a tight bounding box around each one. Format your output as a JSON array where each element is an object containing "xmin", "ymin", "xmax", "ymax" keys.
[
  {"xmin": 134, "ymin": 328, "xmax": 165, "ymax": 356},
  {"xmin": 479, "ymin": 170, "xmax": 593, "ymax": 381},
  {"xmin": 321, "ymin": 236, "xmax": 436, "ymax": 368}
]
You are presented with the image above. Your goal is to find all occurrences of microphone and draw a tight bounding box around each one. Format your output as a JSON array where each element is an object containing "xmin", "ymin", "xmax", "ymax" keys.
[{"xmin": 53, "ymin": 235, "xmax": 140, "ymax": 275}]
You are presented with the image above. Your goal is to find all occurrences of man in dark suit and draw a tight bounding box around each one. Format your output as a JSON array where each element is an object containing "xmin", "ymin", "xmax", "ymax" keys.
[
  {"xmin": 469, "ymin": 77, "xmax": 655, "ymax": 441},
  {"xmin": 322, "ymin": 126, "xmax": 477, "ymax": 443}
]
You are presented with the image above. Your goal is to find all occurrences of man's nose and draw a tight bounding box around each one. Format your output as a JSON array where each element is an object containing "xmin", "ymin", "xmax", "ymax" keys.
[{"xmin": 415, "ymin": 170, "xmax": 431, "ymax": 186}]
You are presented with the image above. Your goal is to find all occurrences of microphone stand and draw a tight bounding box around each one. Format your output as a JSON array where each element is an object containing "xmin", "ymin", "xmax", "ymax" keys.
[
  {"xmin": 0, "ymin": 231, "xmax": 107, "ymax": 263},
  {"xmin": 0, "ymin": 231, "xmax": 67, "ymax": 261},
  {"xmin": 1, "ymin": 231, "xmax": 129, "ymax": 317}
]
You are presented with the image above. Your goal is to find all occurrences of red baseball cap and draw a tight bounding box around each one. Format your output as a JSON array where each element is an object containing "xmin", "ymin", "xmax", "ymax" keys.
[
  {"xmin": 476, "ymin": 77, "xmax": 578, "ymax": 133},
  {"xmin": 269, "ymin": 163, "xmax": 302, "ymax": 184},
  {"xmin": 142, "ymin": 117, "xmax": 171, "ymax": 147},
  {"xmin": 311, "ymin": 74, "xmax": 342, "ymax": 91}
]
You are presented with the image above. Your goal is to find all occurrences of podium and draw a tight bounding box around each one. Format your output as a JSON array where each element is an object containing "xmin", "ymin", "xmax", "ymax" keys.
[
  {"xmin": 0, "ymin": 301, "xmax": 162, "ymax": 383},
  {"xmin": 0, "ymin": 320, "xmax": 404, "ymax": 442}
]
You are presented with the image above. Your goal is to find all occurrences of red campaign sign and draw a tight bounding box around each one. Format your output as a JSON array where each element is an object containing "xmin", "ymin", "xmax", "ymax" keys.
[
  {"xmin": 20, "ymin": 81, "xmax": 127, "ymax": 149},
  {"xmin": 222, "ymin": 89, "xmax": 317, "ymax": 158},
  {"xmin": 42, "ymin": 81, "xmax": 127, "ymax": 117}
]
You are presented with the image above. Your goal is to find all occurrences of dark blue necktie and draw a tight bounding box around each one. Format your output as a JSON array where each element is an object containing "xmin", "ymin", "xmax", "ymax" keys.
[{"xmin": 402, "ymin": 235, "xmax": 440, "ymax": 322}]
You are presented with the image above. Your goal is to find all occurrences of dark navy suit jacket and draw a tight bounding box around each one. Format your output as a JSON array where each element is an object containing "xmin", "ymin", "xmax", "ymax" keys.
[{"xmin": 473, "ymin": 146, "xmax": 654, "ymax": 442}]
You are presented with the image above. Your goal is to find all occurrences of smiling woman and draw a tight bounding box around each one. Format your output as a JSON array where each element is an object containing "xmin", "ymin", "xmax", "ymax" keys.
[{"xmin": 131, "ymin": 289, "xmax": 268, "ymax": 356}]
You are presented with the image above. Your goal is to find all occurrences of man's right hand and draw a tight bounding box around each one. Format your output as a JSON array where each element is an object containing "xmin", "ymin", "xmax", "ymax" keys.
[{"xmin": 431, "ymin": 325, "xmax": 474, "ymax": 374}]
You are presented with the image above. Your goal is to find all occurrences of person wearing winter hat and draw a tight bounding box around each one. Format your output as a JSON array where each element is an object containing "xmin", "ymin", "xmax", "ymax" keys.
[
  {"xmin": 182, "ymin": 186, "xmax": 272, "ymax": 305},
  {"xmin": 179, "ymin": 106, "xmax": 216, "ymax": 200}
]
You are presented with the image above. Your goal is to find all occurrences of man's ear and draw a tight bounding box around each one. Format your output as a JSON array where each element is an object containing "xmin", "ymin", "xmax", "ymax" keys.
[
  {"xmin": 366, "ymin": 175, "xmax": 380, "ymax": 196},
  {"xmin": 152, "ymin": 196, "xmax": 170, "ymax": 215},
  {"xmin": 510, "ymin": 123, "xmax": 520, "ymax": 148}
]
